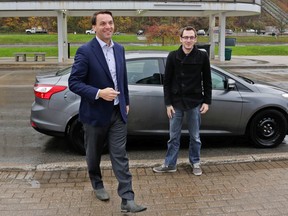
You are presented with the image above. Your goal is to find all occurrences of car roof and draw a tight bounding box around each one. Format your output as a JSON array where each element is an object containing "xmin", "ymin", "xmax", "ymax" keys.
[{"xmin": 125, "ymin": 51, "xmax": 168, "ymax": 59}]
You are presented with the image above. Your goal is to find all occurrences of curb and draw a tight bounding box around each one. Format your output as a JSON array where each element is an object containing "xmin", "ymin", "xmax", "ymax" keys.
[
  {"xmin": 218, "ymin": 64, "xmax": 288, "ymax": 69},
  {"xmin": 1, "ymin": 153, "xmax": 288, "ymax": 172},
  {"xmin": 0, "ymin": 63, "xmax": 72, "ymax": 70}
]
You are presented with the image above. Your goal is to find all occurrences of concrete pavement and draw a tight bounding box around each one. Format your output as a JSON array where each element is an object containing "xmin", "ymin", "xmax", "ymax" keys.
[
  {"xmin": 2, "ymin": 161, "xmax": 288, "ymax": 216},
  {"xmin": 212, "ymin": 55, "xmax": 288, "ymax": 69},
  {"xmin": 0, "ymin": 55, "xmax": 288, "ymax": 69},
  {"xmin": 0, "ymin": 55, "xmax": 288, "ymax": 215}
]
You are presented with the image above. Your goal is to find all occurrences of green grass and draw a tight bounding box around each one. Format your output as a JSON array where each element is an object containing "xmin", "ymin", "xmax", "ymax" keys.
[
  {"xmin": 0, "ymin": 33, "xmax": 141, "ymax": 44},
  {"xmin": 125, "ymin": 45, "xmax": 288, "ymax": 56},
  {"xmin": 1, "ymin": 33, "xmax": 288, "ymax": 44},
  {"xmin": 0, "ymin": 34, "xmax": 58, "ymax": 44},
  {"xmin": 0, "ymin": 47, "xmax": 68, "ymax": 57},
  {"xmin": 0, "ymin": 34, "xmax": 288, "ymax": 57},
  {"xmin": 222, "ymin": 45, "xmax": 288, "ymax": 55}
]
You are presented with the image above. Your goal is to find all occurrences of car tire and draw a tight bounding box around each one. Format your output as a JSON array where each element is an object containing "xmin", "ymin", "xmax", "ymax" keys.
[
  {"xmin": 248, "ymin": 109, "xmax": 287, "ymax": 148},
  {"xmin": 68, "ymin": 119, "xmax": 86, "ymax": 155}
]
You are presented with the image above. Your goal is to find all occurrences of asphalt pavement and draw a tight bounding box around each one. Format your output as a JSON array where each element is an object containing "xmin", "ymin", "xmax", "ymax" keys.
[
  {"xmin": 0, "ymin": 54, "xmax": 288, "ymax": 171},
  {"xmin": 1, "ymin": 55, "xmax": 288, "ymax": 215}
]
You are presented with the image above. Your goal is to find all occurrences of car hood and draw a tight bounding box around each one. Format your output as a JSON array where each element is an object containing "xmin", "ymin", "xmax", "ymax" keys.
[{"xmin": 253, "ymin": 82, "xmax": 288, "ymax": 95}]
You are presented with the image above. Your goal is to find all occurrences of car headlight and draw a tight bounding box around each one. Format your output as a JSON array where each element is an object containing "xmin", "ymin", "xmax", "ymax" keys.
[{"xmin": 282, "ymin": 93, "xmax": 288, "ymax": 98}]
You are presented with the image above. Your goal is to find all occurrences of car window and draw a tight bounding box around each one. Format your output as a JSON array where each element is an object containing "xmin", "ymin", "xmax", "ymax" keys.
[
  {"xmin": 126, "ymin": 59, "xmax": 162, "ymax": 85},
  {"xmin": 211, "ymin": 70, "xmax": 225, "ymax": 90}
]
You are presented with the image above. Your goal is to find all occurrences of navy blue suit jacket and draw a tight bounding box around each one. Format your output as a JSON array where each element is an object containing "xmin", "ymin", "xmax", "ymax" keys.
[{"xmin": 68, "ymin": 38, "xmax": 129, "ymax": 126}]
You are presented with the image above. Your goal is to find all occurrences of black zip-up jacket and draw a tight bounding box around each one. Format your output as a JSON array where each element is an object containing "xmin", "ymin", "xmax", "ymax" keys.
[{"xmin": 163, "ymin": 45, "xmax": 212, "ymax": 110}]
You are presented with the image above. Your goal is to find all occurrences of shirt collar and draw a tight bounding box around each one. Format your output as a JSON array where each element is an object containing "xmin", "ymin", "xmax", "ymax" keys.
[{"xmin": 96, "ymin": 36, "xmax": 114, "ymax": 48}]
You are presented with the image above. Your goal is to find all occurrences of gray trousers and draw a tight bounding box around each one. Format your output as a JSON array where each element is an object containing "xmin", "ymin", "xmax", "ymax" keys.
[{"xmin": 83, "ymin": 106, "xmax": 134, "ymax": 200}]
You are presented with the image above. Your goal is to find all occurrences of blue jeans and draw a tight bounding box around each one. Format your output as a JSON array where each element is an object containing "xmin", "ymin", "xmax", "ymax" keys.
[{"xmin": 164, "ymin": 105, "xmax": 202, "ymax": 167}]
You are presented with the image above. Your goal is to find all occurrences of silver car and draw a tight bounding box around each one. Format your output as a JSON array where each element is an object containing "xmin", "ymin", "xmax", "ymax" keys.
[{"xmin": 30, "ymin": 52, "xmax": 288, "ymax": 155}]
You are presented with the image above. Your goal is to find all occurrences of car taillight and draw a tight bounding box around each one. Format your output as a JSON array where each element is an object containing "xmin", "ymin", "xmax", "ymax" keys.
[
  {"xmin": 30, "ymin": 121, "xmax": 37, "ymax": 128},
  {"xmin": 34, "ymin": 84, "xmax": 67, "ymax": 100}
]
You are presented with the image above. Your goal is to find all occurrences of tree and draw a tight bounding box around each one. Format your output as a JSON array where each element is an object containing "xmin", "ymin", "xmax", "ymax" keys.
[
  {"xmin": 1, "ymin": 17, "xmax": 24, "ymax": 32},
  {"xmin": 114, "ymin": 17, "xmax": 133, "ymax": 33},
  {"xmin": 146, "ymin": 24, "xmax": 179, "ymax": 46},
  {"xmin": 67, "ymin": 16, "xmax": 90, "ymax": 34}
]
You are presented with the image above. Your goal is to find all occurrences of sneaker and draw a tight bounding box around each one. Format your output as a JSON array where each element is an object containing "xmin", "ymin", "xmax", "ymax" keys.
[
  {"xmin": 192, "ymin": 163, "xmax": 202, "ymax": 176},
  {"xmin": 153, "ymin": 164, "xmax": 177, "ymax": 173}
]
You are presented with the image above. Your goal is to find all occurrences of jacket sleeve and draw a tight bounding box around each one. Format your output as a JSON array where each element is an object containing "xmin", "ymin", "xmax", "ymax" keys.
[
  {"xmin": 201, "ymin": 51, "xmax": 212, "ymax": 104},
  {"xmin": 163, "ymin": 51, "xmax": 175, "ymax": 106},
  {"xmin": 68, "ymin": 45, "xmax": 99, "ymax": 104}
]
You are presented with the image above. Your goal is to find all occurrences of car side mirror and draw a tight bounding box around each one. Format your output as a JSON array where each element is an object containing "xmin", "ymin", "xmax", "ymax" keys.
[{"xmin": 224, "ymin": 78, "xmax": 236, "ymax": 90}]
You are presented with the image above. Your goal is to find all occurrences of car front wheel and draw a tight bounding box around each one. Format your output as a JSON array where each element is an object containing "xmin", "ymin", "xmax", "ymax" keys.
[{"xmin": 248, "ymin": 109, "xmax": 287, "ymax": 148}]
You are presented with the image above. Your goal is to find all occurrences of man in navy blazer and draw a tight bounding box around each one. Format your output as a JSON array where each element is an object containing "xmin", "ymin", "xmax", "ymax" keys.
[{"xmin": 68, "ymin": 10, "xmax": 146, "ymax": 213}]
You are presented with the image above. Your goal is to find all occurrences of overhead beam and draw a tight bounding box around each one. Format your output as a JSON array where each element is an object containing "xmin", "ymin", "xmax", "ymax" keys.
[{"xmin": 0, "ymin": 1, "xmax": 261, "ymax": 17}]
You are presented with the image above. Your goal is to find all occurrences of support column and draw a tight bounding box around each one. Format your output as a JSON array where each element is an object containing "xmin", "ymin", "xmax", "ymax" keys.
[
  {"xmin": 209, "ymin": 14, "xmax": 216, "ymax": 60},
  {"xmin": 57, "ymin": 10, "xmax": 68, "ymax": 63},
  {"xmin": 219, "ymin": 12, "xmax": 226, "ymax": 62}
]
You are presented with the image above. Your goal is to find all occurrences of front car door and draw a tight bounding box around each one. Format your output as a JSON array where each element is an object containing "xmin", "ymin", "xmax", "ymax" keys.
[{"xmin": 200, "ymin": 68, "xmax": 243, "ymax": 135}]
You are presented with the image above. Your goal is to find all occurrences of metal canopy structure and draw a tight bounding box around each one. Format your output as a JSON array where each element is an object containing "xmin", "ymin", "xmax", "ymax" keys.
[{"xmin": 0, "ymin": 0, "xmax": 262, "ymax": 62}]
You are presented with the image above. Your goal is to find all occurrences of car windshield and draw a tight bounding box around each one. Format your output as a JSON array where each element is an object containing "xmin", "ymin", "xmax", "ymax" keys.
[
  {"xmin": 220, "ymin": 67, "xmax": 255, "ymax": 85},
  {"xmin": 237, "ymin": 75, "xmax": 254, "ymax": 84},
  {"xmin": 56, "ymin": 66, "xmax": 72, "ymax": 76}
]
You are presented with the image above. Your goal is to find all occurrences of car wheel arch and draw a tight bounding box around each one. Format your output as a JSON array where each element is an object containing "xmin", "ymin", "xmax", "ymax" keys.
[
  {"xmin": 65, "ymin": 114, "xmax": 78, "ymax": 135},
  {"xmin": 65, "ymin": 115, "xmax": 109, "ymax": 155},
  {"xmin": 246, "ymin": 107, "xmax": 288, "ymax": 148},
  {"xmin": 66, "ymin": 115, "xmax": 86, "ymax": 155}
]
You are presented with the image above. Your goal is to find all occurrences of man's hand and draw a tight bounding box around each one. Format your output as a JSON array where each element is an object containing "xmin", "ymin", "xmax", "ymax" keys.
[
  {"xmin": 126, "ymin": 105, "xmax": 129, "ymax": 114},
  {"xmin": 200, "ymin": 103, "xmax": 209, "ymax": 114},
  {"xmin": 99, "ymin": 87, "xmax": 120, "ymax": 101},
  {"xmin": 166, "ymin": 105, "xmax": 175, "ymax": 119}
]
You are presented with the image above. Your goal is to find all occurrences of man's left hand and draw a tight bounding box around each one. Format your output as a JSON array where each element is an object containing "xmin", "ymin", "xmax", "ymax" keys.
[
  {"xmin": 126, "ymin": 105, "xmax": 129, "ymax": 114},
  {"xmin": 200, "ymin": 103, "xmax": 209, "ymax": 114}
]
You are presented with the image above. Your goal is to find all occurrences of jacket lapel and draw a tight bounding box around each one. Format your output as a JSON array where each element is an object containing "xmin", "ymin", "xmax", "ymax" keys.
[
  {"xmin": 113, "ymin": 44, "xmax": 121, "ymax": 83},
  {"xmin": 90, "ymin": 38, "xmax": 111, "ymax": 77}
]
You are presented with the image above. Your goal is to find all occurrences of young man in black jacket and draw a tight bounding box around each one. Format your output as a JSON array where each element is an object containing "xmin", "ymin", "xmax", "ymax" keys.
[{"xmin": 153, "ymin": 26, "xmax": 212, "ymax": 176}]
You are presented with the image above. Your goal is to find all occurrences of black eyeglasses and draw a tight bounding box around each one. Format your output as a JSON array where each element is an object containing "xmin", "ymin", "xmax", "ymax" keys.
[{"xmin": 181, "ymin": 36, "xmax": 196, "ymax": 40}]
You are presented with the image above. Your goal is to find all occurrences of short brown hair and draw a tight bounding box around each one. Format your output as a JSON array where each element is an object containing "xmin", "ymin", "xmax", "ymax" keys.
[
  {"xmin": 91, "ymin": 10, "xmax": 113, "ymax": 25},
  {"xmin": 179, "ymin": 26, "xmax": 197, "ymax": 37}
]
